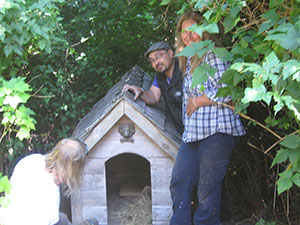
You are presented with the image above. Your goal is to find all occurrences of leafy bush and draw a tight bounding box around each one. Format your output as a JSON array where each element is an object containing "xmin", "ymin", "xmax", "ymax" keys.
[{"xmin": 173, "ymin": 0, "xmax": 300, "ymax": 197}]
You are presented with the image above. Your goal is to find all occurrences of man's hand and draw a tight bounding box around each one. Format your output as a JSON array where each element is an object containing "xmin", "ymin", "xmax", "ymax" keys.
[{"xmin": 122, "ymin": 84, "xmax": 143, "ymax": 100}]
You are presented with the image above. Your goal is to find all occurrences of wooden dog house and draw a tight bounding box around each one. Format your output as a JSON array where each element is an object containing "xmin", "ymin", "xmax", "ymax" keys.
[{"xmin": 71, "ymin": 66, "xmax": 181, "ymax": 225}]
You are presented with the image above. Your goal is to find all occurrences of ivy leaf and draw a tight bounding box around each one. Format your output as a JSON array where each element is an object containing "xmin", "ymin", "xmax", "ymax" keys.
[
  {"xmin": 280, "ymin": 134, "xmax": 300, "ymax": 149},
  {"xmin": 14, "ymin": 46, "xmax": 23, "ymax": 57},
  {"xmin": 177, "ymin": 3, "xmax": 188, "ymax": 14},
  {"xmin": 15, "ymin": 105, "xmax": 36, "ymax": 129},
  {"xmin": 16, "ymin": 126, "xmax": 30, "ymax": 140},
  {"xmin": 3, "ymin": 95, "xmax": 23, "ymax": 109},
  {"xmin": 2, "ymin": 112, "xmax": 16, "ymax": 125},
  {"xmin": 242, "ymin": 87, "xmax": 272, "ymax": 105},
  {"xmin": 219, "ymin": 69, "xmax": 234, "ymax": 85},
  {"xmin": 242, "ymin": 88, "xmax": 261, "ymax": 103},
  {"xmin": 194, "ymin": 0, "xmax": 214, "ymax": 9},
  {"xmin": 0, "ymin": 27, "xmax": 5, "ymax": 42},
  {"xmin": 4, "ymin": 77, "xmax": 31, "ymax": 92},
  {"xmin": 203, "ymin": 8, "xmax": 215, "ymax": 21},
  {"xmin": 213, "ymin": 48, "xmax": 230, "ymax": 62},
  {"xmin": 282, "ymin": 59, "xmax": 300, "ymax": 80},
  {"xmin": 0, "ymin": 175, "xmax": 11, "ymax": 194},
  {"xmin": 190, "ymin": 23, "xmax": 219, "ymax": 36},
  {"xmin": 159, "ymin": 0, "xmax": 170, "ymax": 6},
  {"xmin": 259, "ymin": 21, "xmax": 276, "ymax": 34},
  {"xmin": 293, "ymin": 70, "xmax": 300, "ymax": 82},
  {"xmin": 277, "ymin": 174, "xmax": 293, "ymax": 195},
  {"xmin": 258, "ymin": 9, "xmax": 280, "ymax": 34},
  {"xmin": 192, "ymin": 65, "xmax": 209, "ymax": 88},
  {"xmin": 273, "ymin": 96, "xmax": 284, "ymax": 116},
  {"xmin": 289, "ymin": 148, "xmax": 300, "ymax": 169},
  {"xmin": 38, "ymin": 39, "xmax": 47, "ymax": 50},
  {"xmin": 262, "ymin": 52, "xmax": 281, "ymax": 75},
  {"xmin": 231, "ymin": 62, "xmax": 264, "ymax": 75},
  {"xmin": 176, "ymin": 41, "xmax": 213, "ymax": 58},
  {"xmin": 233, "ymin": 71, "xmax": 245, "ymax": 86},
  {"xmin": 203, "ymin": 23, "xmax": 219, "ymax": 34},
  {"xmin": 217, "ymin": 87, "xmax": 230, "ymax": 98},
  {"xmin": 223, "ymin": 13, "xmax": 240, "ymax": 33},
  {"xmin": 254, "ymin": 42, "xmax": 271, "ymax": 55},
  {"xmin": 4, "ymin": 45, "xmax": 14, "ymax": 57},
  {"xmin": 292, "ymin": 173, "xmax": 300, "ymax": 187},
  {"xmin": 271, "ymin": 148, "xmax": 289, "ymax": 168},
  {"xmin": 265, "ymin": 23, "xmax": 300, "ymax": 50},
  {"xmin": 285, "ymin": 82, "xmax": 300, "ymax": 100}
]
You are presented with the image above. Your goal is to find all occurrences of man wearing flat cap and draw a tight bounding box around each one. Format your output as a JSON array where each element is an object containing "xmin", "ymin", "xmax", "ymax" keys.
[{"xmin": 123, "ymin": 41, "xmax": 183, "ymax": 133}]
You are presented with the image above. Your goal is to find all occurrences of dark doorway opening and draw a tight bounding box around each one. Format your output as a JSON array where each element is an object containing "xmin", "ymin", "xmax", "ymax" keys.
[{"xmin": 105, "ymin": 153, "xmax": 152, "ymax": 225}]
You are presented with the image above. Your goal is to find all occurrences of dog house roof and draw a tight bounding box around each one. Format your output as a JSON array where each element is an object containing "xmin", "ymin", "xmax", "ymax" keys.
[{"xmin": 72, "ymin": 65, "xmax": 181, "ymax": 145}]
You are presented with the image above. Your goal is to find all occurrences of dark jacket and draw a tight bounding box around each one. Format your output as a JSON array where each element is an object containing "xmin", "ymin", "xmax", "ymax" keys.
[{"xmin": 156, "ymin": 59, "xmax": 183, "ymax": 134}]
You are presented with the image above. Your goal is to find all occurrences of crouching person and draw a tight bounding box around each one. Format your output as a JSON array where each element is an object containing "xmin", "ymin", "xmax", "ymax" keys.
[{"xmin": 1, "ymin": 138, "xmax": 98, "ymax": 225}]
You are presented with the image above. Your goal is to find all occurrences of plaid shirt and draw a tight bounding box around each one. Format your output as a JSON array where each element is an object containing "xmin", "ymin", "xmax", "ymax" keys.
[{"xmin": 182, "ymin": 50, "xmax": 246, "ymax": 143}]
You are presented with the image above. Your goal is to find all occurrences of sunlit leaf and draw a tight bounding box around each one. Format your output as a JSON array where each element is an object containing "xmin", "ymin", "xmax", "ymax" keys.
[
  {"xmin": 3, "ymin": 95, "xmax": 23, "ymax": 109},
  {"xmin": 277, "ymin": 176, "xmax": 293, "ymax": 195},
  {"xmin": 16, "ymin": 126, "xmax": 30, "ymax": 140},
  {"xmin": 289, "ymin": 149, "xmax": 300, "ymax": 169},
  {"xmin": 203, "ymin": 8, "xmax": 215, "ymax": 21},
  {"xmin": 271, "ymin": 148, "xmax": 289, "ymax": 167},
  {"xmin": 282, "ymin": 59, "xmax": 300, "ymax": 80},
  {"xmin": 159, "ymin": 0, "xmax": 170, "ymax": 6},
  {"xmin": 262, "ymin": 52, "xmax": 281, "ymax": 74},
  {"xmin": 176, "ymin": 41, "xmax": 213, "ymax": 58},
  {"xmin": 280, "ymin": 134, "xmax": 300, "ymax": 149},
  {"xmin": 265, "ymin": 23, "xmax": 300, "ymax": 50},
  {"xmin": 258, "ymin": 9, "xmax": 280, "ymax": 34},
  {"xmin": 292, "ymin": 173, "xmax": 300, "ymax": 187}
]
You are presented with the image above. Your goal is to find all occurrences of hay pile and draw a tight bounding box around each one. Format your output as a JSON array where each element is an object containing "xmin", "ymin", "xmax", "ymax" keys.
[{"xmin": 112, "ymin": 186, "xmax": 152, "ymax": 225}]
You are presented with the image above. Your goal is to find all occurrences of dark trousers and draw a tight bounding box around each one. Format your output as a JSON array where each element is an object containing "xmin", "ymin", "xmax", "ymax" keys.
[{"xmin": 170, "ymin": 133, "xmax": 237, "ymax": 225}]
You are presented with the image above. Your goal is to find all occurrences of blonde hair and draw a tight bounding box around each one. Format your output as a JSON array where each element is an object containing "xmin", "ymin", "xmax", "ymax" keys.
[
  {"xmin": 176, "ymin": 10, "xmax": 222, "ymax": 75},
  {"xmin": 45, "ymin": 138, "xmax": 87, "ymax": 196}
]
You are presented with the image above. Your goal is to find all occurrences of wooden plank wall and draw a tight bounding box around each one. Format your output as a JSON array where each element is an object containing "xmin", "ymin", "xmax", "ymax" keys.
[{"xmin": 72, "ymin": 116, "xmax": 175, "ymax": 225}]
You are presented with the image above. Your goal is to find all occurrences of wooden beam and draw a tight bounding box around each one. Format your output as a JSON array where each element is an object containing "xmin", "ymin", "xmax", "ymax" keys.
[
  {"xmin": 84, "ymin": 100, "xmax": 125, "ymax": 151},
  {"xmin": 124, "ymin": 101, "xmax": 178, "ymax": 160}
]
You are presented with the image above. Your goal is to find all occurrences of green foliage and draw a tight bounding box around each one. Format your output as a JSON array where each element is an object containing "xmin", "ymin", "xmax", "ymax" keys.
[
  {"xmin": 0, "ymin": 0, "xmax": 65, "ymax": 168},
  {"xmin": 0, "ymin": 0, "xmax": 65, "ymax": 77},
  {"xmin": 0, "ymin": 173, "xmax": 11, "ymax": 207},
  {"xmin": 192, "ymin": 63, "xmax": 217, "ymax": 89},
  {"xmin": 0, "ymin": 77, "xmax": 36, "ymax": 141},
  {"xmin": 176, "ymin": 0, "xmax": 300, "ymax": 196},
  {"xmin": 271, "ymin": 134, "xmax": 300, "ymax": 194},
  {"xmin": 255, "ymin": 218, "xmax": 276, "ymax": 225}
]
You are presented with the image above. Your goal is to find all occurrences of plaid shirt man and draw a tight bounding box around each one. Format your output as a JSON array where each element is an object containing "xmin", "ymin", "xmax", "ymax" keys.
[{"xmin": 182, "ymin": 50, "xmax": 245, "ymax": 143}]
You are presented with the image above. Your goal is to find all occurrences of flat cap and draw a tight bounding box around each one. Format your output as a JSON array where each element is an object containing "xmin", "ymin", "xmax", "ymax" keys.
[{"xmin": 144, "ymin": 41, "xmax": 172, "ymax": 57}]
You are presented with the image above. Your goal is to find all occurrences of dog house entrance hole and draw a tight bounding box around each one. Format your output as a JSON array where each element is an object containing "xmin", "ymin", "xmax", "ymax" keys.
[{"xmin": 105, "ymin": 153, "xmax": 152, "ymax": 225}]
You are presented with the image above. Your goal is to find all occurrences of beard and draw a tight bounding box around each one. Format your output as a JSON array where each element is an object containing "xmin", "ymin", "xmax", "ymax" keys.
[{"xmin": 155, "ymin": 63, "xmax": 169, "ymax": 73}]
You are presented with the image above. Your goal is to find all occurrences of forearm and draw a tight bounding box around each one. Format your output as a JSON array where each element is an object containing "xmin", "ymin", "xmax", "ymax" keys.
[
  {"xmin": 186, "ymin": 95, "xmax": 214, "ymax": 116},
  {"xmin": 140, "ymin": 90, "xmax": 158, "ymax": 105},
  {"xmin": 193, "ymin": 95, "xmax": 215, "ymax": 107}
]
